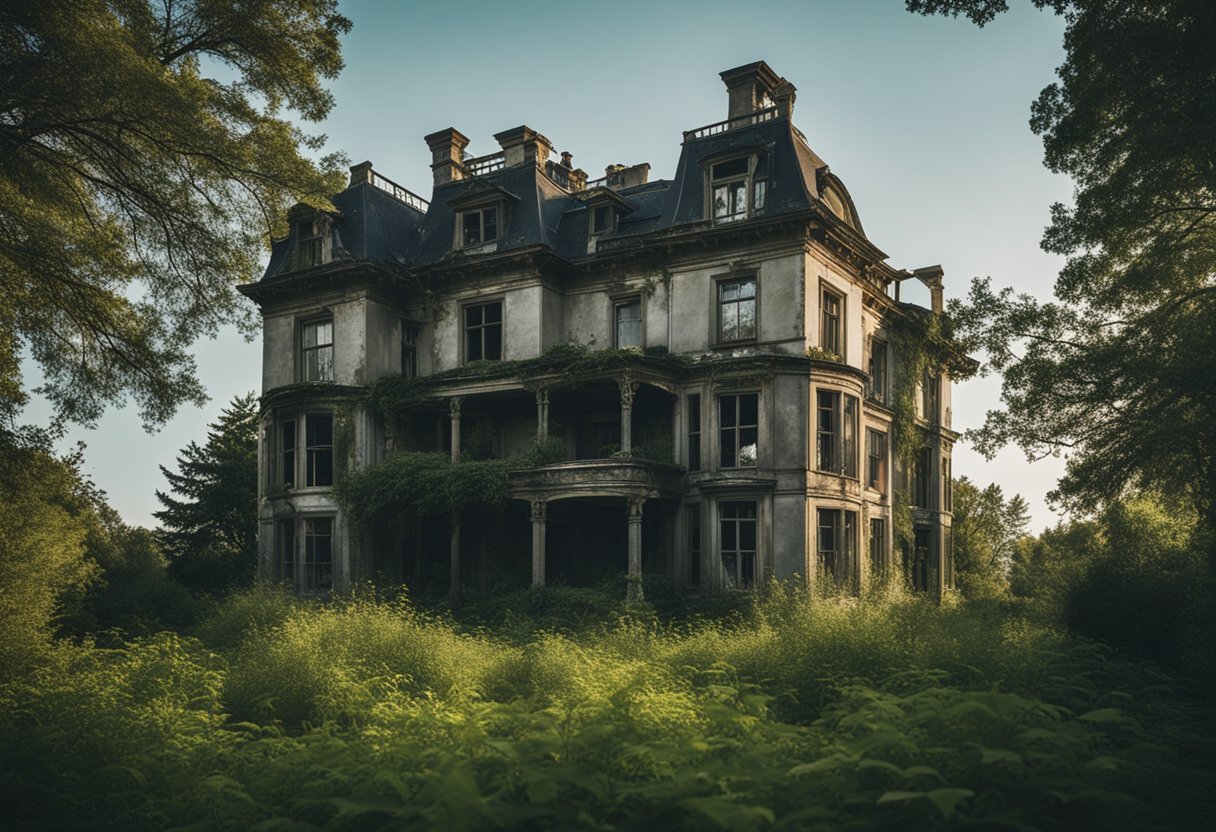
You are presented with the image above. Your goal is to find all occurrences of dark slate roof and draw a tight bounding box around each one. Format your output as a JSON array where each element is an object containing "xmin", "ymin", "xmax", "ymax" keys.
[{"xmin": 259, "ymin": 115, "xmax": 870, "ymax": 280}]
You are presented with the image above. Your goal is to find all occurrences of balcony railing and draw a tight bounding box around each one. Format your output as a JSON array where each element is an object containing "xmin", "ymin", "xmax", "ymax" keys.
[
  {"xmin": 683, "ymin": 107, "xmax": 778, "ymax": 141},
  {"xmin": 464, "ymin": 151, "xmax": 505, "ymax": 176},
  {"xmin": 371, "ymin": 172, "xmax": 429, "ymax": 213}
]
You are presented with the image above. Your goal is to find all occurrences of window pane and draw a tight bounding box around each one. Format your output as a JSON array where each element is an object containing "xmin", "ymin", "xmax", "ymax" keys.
[
  {"xmin": 484, "ymin": 324, "xmax": 502, "ymax": 361},
  {"xmin": 740, "ymin": 552, "xmax": 755, "ymax": 588},
  {"xmin": 463, "ymin": 211, "xmax": 481, "ymax": 245},
  {"xmin": 719, "ymin": 281, "xmax": 738, "ymax": 303},
  {"xmin": 719, "ymin": 396, "xmax": 737, "ymax": 428},
  {"xmin": 721, "ymin": 520, "xmax": 736, "ymax": 550},
  {"xmin": 316, "ymin": 345, "xmax": 333, "ymax": 381},
  {"xmin": 738, "ymin": 278, "xmax": 756, "ymax": 300},
  {"xmin": 307, "ymin": 414, "xmax": 333, "ymax": 446},
  {"xmin": 737, "ymin": 298, "xmax": 755, "ymax": 339},
  {"xmin": 712, "ymin": 158, "xmax": 749, "ymax": 179},
  {"xmin": 483, "ymin": 208, "xmax": 497, "ymax": 241},
  {"xmin": 616, "ymin": 301, "xmax": 641, "ymax": 347},
  {"xmin": 739, "ymin": 519, "xmax": 756, "ymax": 551},
  {"xmin": 739, "ymin": 393, "xmax": 758, "ymax": 426},
  {"xmin": 713, "ymin": 185, "xmax": 730, "ymax": 219},
  {"xmin": 483, "ymin": 302, "xmax": 502, "ymax": 324},
  {"xmin": 732, "ymin": 183, "xmax": 747, "ymax": 215},
  {"xmin": 753, "ymin": 180, "xmax": 766, "ymax": 210}
]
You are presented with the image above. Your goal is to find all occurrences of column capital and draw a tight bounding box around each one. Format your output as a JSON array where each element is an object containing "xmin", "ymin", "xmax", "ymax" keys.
[
  {"xmin": 618, "ymin": 375, "xmax": 638, "ymax": 408},
  {"xmin": 627, "ymin": 496, "xmax": 645, "ymax": 521},
  {"xmin": 449, "ymin": 396, "xmax": 465, "ymax": 416},
  {"xmin": 530, "ymin": 498, "xmax": 547, "ymax": 522}
]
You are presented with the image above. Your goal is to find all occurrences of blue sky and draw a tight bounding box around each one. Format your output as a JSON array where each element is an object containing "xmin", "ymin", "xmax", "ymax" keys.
[{"xmin": 24, "ymin": 0, "xmax": 1074, "ymax": 530}]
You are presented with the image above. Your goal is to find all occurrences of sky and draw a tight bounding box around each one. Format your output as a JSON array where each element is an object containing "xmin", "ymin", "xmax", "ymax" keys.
[{"xmin": 23, "ymin": 0, "xmax": 1075, "ymax": 532}]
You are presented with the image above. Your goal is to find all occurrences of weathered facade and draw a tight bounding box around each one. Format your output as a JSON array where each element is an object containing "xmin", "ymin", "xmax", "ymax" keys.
[{"xmin": 240, "ymin": 61, "xmax": 961, "ymax": 600}]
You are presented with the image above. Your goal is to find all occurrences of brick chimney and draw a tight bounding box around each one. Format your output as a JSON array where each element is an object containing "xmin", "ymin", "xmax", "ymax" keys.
[
  {"xmin": 605, "ymin": 163, "xmax": 650, "ymax": 190},
  {"xmin": 494, "ymin": 125, "xmax": 553, "ymax": 169},
  {"xmin": 720, "ymin": 61, "xmax": 782, "ymax": 119},
  {"xmin": 423, "ymin": 127, "xmax": 470, "ymax": 187},
  {"xmin": 347, "ymin": 160, "xmax": 374, "ymax": 188}
]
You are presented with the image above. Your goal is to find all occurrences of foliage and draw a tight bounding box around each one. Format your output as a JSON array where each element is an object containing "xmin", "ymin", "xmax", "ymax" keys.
[
  {"xmin": 0, "ymin": 0, "xmax": 350, "ymax": 426},
  {"xmin": 950, "ymin": 477, "xmax": 1029, "ymax": 599},
  {"xmin": 2, "ymin": 586, "xmax": 1212, "ymax": 830},
  {"xmin": 907, "ymin": 0, "xmax": 1216, "ymax": 535},
  {"xmin": 0, "ymin": 428, "xmax": 100, "ymax": 677},
  {"xmin": 154, "ymin": 392, "xmax": 259, "ymax": 596}
]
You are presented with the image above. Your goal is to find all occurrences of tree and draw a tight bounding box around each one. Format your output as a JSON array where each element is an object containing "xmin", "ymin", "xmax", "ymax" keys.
[
  {"xmin": 154, "ymin": 392, "xmax": 258, "ymax": 594},
  {"xmin": 906, "ymin": 1, "xmax": 1216, "ymax": 538},
  {"xmin": 950, "ymin": 477, "xmax": 1028, "ymax": 599},
  {"xmin": 0, "ymin": 0, "xmax": 349, "ymax": 427}
]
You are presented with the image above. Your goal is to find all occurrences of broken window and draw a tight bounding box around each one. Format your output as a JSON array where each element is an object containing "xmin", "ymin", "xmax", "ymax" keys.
[
  {"xmin": 719, "ymin": 500, "xmax": 757, "ymax": 589},
  {"xmin": 719, "ymin": 393, "xmax": 758, "ymax": 468},
  {"xmin": 820, "ymin": 288, "xmax": 843, "ymax": 357},
  {"xmin": 615, "ymin": 298, "xmax": 641, "ymax": 348},
  {"xmin": 296, "ymin": 218, "xmax": 322, "ymax": 267},
  {"xmin": 461, "ymin": 206, "xmax": 498, "ymax": 247},
  {"xmin": 305, "ymin": 413, "xmax": 334, "ymax": 487},
  {"xmin": 866, "ymin": 429, "xmax": 887, "ymax": 493},
  {"xmin": 303, "ymin": 517, "xmax": 333, "ymax": 593},
  {"xmin": 591, "ymin": 204, "xmax": 615, "ymax": 234},
  {"xmin": 687, "ymin": 393, "xmax": 702, "ymax": 471},
  {"xmin": 301, "ymin": 319, "xmax": 333, "ymax": 382},
  {"xmin": 817, "ymin": 390, "xmax": 858, "ymax": 477},
  {"xmin": 817, "ymin": 508, "xmax": 857, "ymax": 585},
  {"xmin": 710, "ymin": 156, "xmax": 766, "ymax": 224},
  {"xmin": 464, "ymin": 301, "xmax": 503, "ymax": 362},
  {"xmin": 717, "ymin": 276, "xmax": 757, "ymax": 342}
]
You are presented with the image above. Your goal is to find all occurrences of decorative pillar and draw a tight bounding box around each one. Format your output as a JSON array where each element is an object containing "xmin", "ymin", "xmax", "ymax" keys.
[
  {"xmin": 448, "ymin": 397, "xmax": 464, "ymax": 463},
  {"xmin": 535, "ymin": 388, "xmax": 550, "ymax": 441},
  {"xmin": 530, "ymin": 498, "xmax": 547, "ymax": 587},
  {"xmin": 626, "ymin": 496, "xmax": 645, "ymax": 601},
  {"xmin": 618, "ymin": 375, "xmax": 637, "ymax": 455}
]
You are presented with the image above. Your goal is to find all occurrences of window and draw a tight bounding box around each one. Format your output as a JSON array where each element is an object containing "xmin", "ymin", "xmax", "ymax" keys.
[
  {"xmin": 719, "ymin": 501, "xmax": 757, "ymax": 589},
  {"xmin": 305, "ymin": 413, "xmax": 333, "ymax": 487},
  {"xmin": 687, "ymin": 505, "xmax": 701, "ymax": 588},
  {"xmin": 866, "ymin": 429, "xmax": 887, "ymax": 493},
  {"xmin": 868, "ymin": 338, "xmax": 888, "ymax": 403},
  {"xmin": 820, "ymin": 288, "xmax": 843, "ymax": 357},
  {"xmin": 719, "ymin": 393, "xmax": 758, "ymax": 468},
  {"xmin": 303, "ymin": 517, "xmax": 333, "ymax": 592},
  {"xmin": 401, "ymin": 323, "xmax": 418, "ymax": 378},
  {"xmin": 921, "ymin": 371, "xmax": 940, "ymax": 423},
  {"xmin": 591, "ymin": 205, "xmax": 614, "ymax": 234},
  {"xmin": 301, "ymin": 319, "xmax": 333, "ymax": 382},
  {"xmin": 615, "ymin": 299, "xmax": 642, "ymax": 348},
  {"xmin": 914, "ymin": 446, "xmax": 932, "ymax": 509},
  {"xmin": 277, "ymin": 519, "xmax": 296, "ymax": 584},
  {"xmin": 296, "ymin": 219, "xmax": 322, "ymax": 267},
  {"xmin": 869, "ymin": 518, "xmax": 887, "ymax": 573},
  {"xmin": 817, "ymin": 508, "xmax": 857, "ymax": 584},
  {"xmin": 942, "ymin": 456, "xmax": 953, "ymax": 512},
  {"xmin": 717, "ymin": 276, "xmax": 756, "ymax": 342},
  {"xmin": 279, "ymin": 419, "xmax": 296, "ymax": 488},
  {"xmin": 943, "ymin": 526, "xmax": 955, "ymax": 589},
  {"xmin": 464, "ymin": 301, "xmax": 502, "ymax": 362},
  {"xmin": 816, "ymin": 391, "xmax": 858, "ymax": 477},
  {"xmin": 687, "ymin": 394, "xmax": 702, "ymax": 471},
  {"xmin": 461, "ymin": 206, "xmax": 498, "ymax": 247},
  {"xmin": 710, "ymin": 156, "xmax": 766, "ymax": 224},
  {"xmin": 908, "ymin": 526, "xmax": 932, "ymax": 591}
]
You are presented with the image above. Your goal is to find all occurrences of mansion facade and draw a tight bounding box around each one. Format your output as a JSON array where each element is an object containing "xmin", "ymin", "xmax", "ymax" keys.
[{"xmin": 239, "ymin": 62, "xmax": 963, "ymax": 600}]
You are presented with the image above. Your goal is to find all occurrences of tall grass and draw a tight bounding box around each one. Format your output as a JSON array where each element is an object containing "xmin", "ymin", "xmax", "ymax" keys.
[{"xmin": 1, "ymin": 583, "xmax": 1211, "ymax": 830}]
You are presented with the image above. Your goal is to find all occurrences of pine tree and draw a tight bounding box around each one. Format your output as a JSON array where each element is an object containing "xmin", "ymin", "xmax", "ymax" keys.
[{"xmin": 154, "ymin": 393, "xmax": 258, "ymax": 594}]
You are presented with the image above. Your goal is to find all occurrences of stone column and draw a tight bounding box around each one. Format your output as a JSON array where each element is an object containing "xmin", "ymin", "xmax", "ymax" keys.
[
  {"xmin": 626, "ymin": 496, "xmax": 645, "ymax": 601},
  {"xmin": 618, "ymin": 376, "xmax": 637, "ymax": 455},
  {"xmin": 530, "ymin": 498, "xmax": 547, "ymax": 587},
  {"xmin": 535, "ymin": 388, "xmax": 549, "ymax": 441},
  {"xmin": 449, "ymin": 396, "xmax": 464, "ymax": 463}
]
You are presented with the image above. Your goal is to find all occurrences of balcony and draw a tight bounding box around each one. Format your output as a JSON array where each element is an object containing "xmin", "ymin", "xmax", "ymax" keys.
[{"xmin": 509, "ymin": 458, "xmax": 685, "ymax": 502}]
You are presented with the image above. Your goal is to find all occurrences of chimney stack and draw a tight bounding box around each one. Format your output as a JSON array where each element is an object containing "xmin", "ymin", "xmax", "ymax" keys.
[
  {"xmin": 423, "ymin": 127, "xmax": 470, "ymax": 187},
  {"xmin": 720, "ymin": 61, "xmax": 782, "ymax": 119},
  {"xmin": 494, "ymin": 125, "xmax": 553, "ymax": 168},
  {"xmin": 348, "ymin": 160, "xmax": 374, "ymax": 188},
  {"xmin": 605, "ymin": 162, "xmax": 650, "ymax": 190}
]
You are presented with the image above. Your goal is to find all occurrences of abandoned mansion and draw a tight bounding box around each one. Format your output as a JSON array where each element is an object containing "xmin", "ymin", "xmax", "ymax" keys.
[{"xmin": 239, "ymin": 61, "xmax": 967, "ymax": 600}]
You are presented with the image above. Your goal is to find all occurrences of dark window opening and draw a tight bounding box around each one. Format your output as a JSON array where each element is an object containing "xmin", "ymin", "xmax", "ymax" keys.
[
  {"xmin": 401, "ymin": 323, "xmax": 418, "ymax": 378},
  {"xmin": 687, "ymin": 394, "xmax": 701, "ymax": 471},
  {"xmin": 820, "ymin": 289, "xmax": 842, "ymax": 357},
  {"xmin": 462, "ymin": 206, "xmax": 498, "ymax": 247},
  {"xmin": 870, "ymin": 518, "xmax": 886, "ymax": 573},
  {"xmin": 687, "ymin": 505, "xmax": 701, "ymax": 588},
  {"xmin": 908, "ymin": 526, "xmax": 932, "ymax": 591},
  {"xmin": 280, "ymin": 419, "xmax": 296, "ymax": 488},
  {"xmin": 592, "ymin": 205, "xmax": 614, "ymax": 233},
  {"xmin": 922, "ymin": 372, "xmax": 941, "ymax": 423},
  {"xmin": 278, "ymin": 519, "xmax": 296, "ymax": 585},
  {"xmin": 719, "ymin": 393, "xmax": 758, "ymax": 468},
  {"xmin": 868, "ymin": 338, "xmax": 888, "ymax": 403},
  {"xmin": 817, "ymin": 508, "xmax": 857, "ymax": 585},
  {"xmin": 465, "ymin": 302, "xmax": 503, "ymax": 362},
  {"xmin": 914, "ymin": 446, "xmax": 932, "ymax": 509},
  {"xmin": 297, "ymin": 219, "xmax": 322, "ymax": 267},
  {"xmin": 718, "ymin": 276, "xmax": 757, "ymax": 342},
  {"xmin": 304, "ymin": 517, "xmax": 333, "ymax": 592},
  {"xmin": 719, "ymin": 501, "xmax": 757, "ymax": 589},
  {"xmin": 305, "ymin": 413, "xmax": 333, "ymax": 487},
  {"xmin": 817, "ymin": 391, "xmax": 858, "ymax": 477},
  {"xmin": 867, "ymin": 429, "xmax": 887, "ymax": 493}
]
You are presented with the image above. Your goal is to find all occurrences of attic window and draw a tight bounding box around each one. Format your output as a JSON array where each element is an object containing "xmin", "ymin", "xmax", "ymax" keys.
[
  {"xmin": 296, "ymin": 219, "xmax": 323, "ymax": 267},
  {"xmin": 591, "ymin": 205, "xmax": 614, "ymax": 234},
  {"xmin": 709, "ymin": 155, "xmax": 767, "ymax": 224},
  {"xmin": 461, "ymin": 206, "xmax": 498, "ymax": 247}
]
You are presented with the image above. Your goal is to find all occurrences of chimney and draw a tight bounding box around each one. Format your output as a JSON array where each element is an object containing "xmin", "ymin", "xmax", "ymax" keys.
[
  {"xmin": 720, "ymin": 61, "xmax": 782, "ymax": 119},
  {"xmin": 604, "ymin": 162, "xmax": 650, "ymax": 191},
  {"xmin": 494, "ymin": 125, "xmax": 553, "ymax": 168},
  {"xmin": 912, "ymin": 266, "xmax": 945, "ymax": 314},
  {"xmin": 348, "ymin": 160, "xmax": 374, "ymax": 188},
  {"xmin": 423, "ymin": 127, "xmax": 470, "ymax": 187},
  {"xmin": 771, "ymin": 79, "xmax": 796, "ymax": 120}
]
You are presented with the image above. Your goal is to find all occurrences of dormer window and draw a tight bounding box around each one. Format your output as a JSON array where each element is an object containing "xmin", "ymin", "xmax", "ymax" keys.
[
  {"xmin": 461, "ymin": 206, "xmax": 498, "ymax": 247},
  {"xmin": 592, "ymin": 205, "xmax": 615, "ymax": 234},
  {"xmin": 709, "ymin": 155, "xmax": 767, "ymax": 224},
  {"xmin": 296, "ymin": 218, "xmax": 323, "ymax": 267}
]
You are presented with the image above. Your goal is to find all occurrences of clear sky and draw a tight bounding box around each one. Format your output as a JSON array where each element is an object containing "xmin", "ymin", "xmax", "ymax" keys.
[{"xmin": 23, "ymin": 0, "xmax": 1075, "ymax": 531}]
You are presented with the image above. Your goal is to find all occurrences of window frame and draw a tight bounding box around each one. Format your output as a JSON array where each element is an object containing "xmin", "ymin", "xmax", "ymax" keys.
[
  {"xmin": 816, "ymin": 389, "xmax": 859, "ymax": 478},
  {"xmin": 687, "ymin": 393, "xmax": 702, "ymax": 471},
  {"xmin": 304, "ymin": 412, "xmax": 334, "ymax": 488},
  {"xmin": 687, "ymin": 504, "xmax": 702, "ymax": 589},
  {"xmin": 590, "ymin": 204, "xmax": 616, "ymax": 235},
  {"xmin": 299, "ymin": 317, "xmax": 334, "ymax": 383},
  {"xmin": 459, "ymin": 204, "xmax": 500, "ymax": 248},
  {"xmin": 921, "ymin": 371, "xmax": 941, "ymax": 424},
  {"xmin": 869, "ymin": 517, "xmax": 887, "ymax": 573},
  {"xmin": 277, "ymin": 518, "xmax": 296, "ymax": 585},
  {"xmin": 462, "ymin": 299, "xmax": 504, "ymax": 364},
  {"xmin": 295, "ymin": 217, "xmax": 323, "ymax": 268},
  {"xmin": 715, "ymin": 273, "xmax": 759, "ymax": 345},
  {"xmin": 913, "ymin": 445, "xmax": 932, "ymax": 509},
  {"xmin": 868, "ymin": 337, "xmax": 888, "ymax": 403},
  {"xmin": 820, "ymin": 286, "xmax": 844, "ymax": 359},
  {"xmin": 718, "ymin": 391, "xmax": 759, "ymax": 469},
  {"xmin": 279, "ymin": 419, "xmax": 296, "ymax": 489},
  {"xmin": 707, "ymin": 154, "xmax": 767, "ymax": 225},
  {"xmin": 719, "ymin": 499, "xmax": 758, "ymax": 589},
  {"xmin": 401, "ymin": 321, "xmax": 419, "ymax": 378},
  {"xmin": 303, "ymin": 515, "xmax": 334, "ymax": 594},
  {"xmin": 613, "ymin": 296, "xmax": 643, "ymax": 349},
  {"xmin": 817, "ymin": 508, "xmax": 857, "ymax": 585},
  {"xmin": 866, "ymin": 428, "xmax": 888, "ymax": 494}
]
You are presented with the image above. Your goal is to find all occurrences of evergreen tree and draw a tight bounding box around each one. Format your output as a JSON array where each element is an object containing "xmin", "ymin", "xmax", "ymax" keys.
[{"xmin": 154, "ymin": 393, "xmax": 258, "ymax": 595}]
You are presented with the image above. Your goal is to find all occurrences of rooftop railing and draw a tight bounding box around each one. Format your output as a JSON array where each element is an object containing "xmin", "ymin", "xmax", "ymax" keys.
[
  {"xmin": 464, "ymin": 151, "xmax": 505, "ymax": 176},
  {"xmin": 683, "ymin": 106, "xmax": 778, "ymax": 141},
  {"xmin": 371, "ymin": 172, "xmax": 429, "ymax": 213}
]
